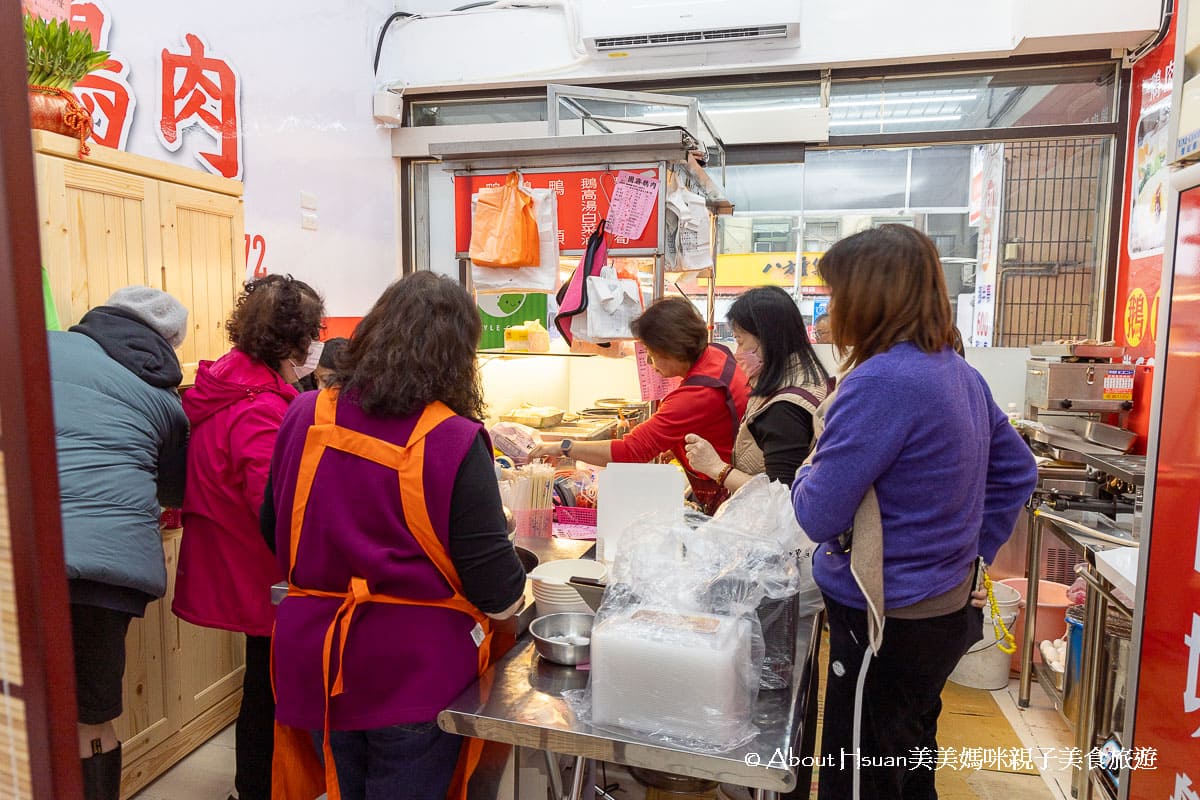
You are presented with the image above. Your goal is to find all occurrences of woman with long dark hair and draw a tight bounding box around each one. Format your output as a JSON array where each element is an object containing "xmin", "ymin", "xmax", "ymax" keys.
[
  {"xmin": 791, "ymin": 226, "xmax": 1036, "ymax": 800},
  {"xmin": 266, "ymin": 272, "xmax": 525, "ymax": 800},
  {"xmin": 684, "ymin": 285, "xmax": 831, "ymax": 489}
]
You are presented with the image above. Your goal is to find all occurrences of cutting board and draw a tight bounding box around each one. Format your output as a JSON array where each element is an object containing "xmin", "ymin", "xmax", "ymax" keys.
[{"xmin": 596, "ymin": 463, "xmax": 685, "ymax": 564}]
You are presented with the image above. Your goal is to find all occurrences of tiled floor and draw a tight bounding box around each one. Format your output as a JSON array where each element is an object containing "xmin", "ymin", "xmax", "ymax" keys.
[
  {"xmin": 130, "ymin": 724, "xmax": 235, "ymax": 800},
  {"xmin": 991, "ymin": 677, "xmax": 1076, "ymax": 800}
]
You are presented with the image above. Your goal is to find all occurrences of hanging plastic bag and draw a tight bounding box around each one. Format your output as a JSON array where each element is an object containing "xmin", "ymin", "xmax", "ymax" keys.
[
  {"xmin": 584, "ymin": 265, "xmax": 642, "ymax": 340},
  {"xmin": 554, "ymin": 220, "xmax": 608, "ymax": 345},
  {"xmin": 469, "ymin": 171, "xmax": 540, "ymax": 268},
  {"xmin": 472, "ymin": 187, "xmax": 560, "ymax": 293},
  {"xmin": 667, "ymin": 187, "xmax": 713, "ymax": 271}
]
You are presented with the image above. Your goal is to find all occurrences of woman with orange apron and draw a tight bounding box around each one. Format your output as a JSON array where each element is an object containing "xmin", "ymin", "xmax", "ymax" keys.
[{"xmin": 264, "ymin": 273, "xmax": 526, "ymax": 800}]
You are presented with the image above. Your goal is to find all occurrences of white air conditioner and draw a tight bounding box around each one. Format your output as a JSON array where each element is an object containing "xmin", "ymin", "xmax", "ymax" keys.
[{"xmin": 578, "ymin": 0, "xmax": 801, "ymax": 55}]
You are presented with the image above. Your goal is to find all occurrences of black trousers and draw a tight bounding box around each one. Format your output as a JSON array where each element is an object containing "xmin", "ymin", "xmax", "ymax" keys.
[
  {"xmin": 236, "ymin": 634, "xmax": 275, "ymax": 800},
  {"xmin": 818, "ymin": 595, "xmax": 981, "ymax": 800}
]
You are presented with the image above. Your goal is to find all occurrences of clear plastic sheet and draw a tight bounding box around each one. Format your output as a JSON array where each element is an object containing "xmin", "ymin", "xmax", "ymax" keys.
[{"xmin": 579, "ymin": 475, "xmax": 821, "ymax": 751}]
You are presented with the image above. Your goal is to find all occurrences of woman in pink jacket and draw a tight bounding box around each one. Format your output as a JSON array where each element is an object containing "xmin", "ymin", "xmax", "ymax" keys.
[{"xmin": 174, "ymin": 274, "xmax": 324, "ymax": 800}]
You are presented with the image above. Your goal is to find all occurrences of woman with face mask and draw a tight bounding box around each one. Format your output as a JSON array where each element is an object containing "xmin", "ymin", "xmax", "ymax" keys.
[
  {"xmin": 174, "ymin": 274, "xmax": 325, "ymax": 800},
  {"xmin": 530, "ymin": 296, "xmax": 750, "ymax": 514},
  {"xmin": 684, "ymin": 285, "xmax": 831, "ymax": 490}
]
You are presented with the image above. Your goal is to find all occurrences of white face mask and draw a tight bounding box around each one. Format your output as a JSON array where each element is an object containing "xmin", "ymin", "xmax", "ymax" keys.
[{"xmin": 290, "ymin": 340, "xmax": 324, "ymax": 380}]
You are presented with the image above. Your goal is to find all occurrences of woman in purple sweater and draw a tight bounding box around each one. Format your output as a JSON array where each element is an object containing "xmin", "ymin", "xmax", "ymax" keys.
[{"xmin": 792, "ymin": 225, "xmax": 1036, "ymax": 800}]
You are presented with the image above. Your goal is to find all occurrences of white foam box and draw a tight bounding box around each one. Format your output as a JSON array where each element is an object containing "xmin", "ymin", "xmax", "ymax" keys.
[{"xmin": 590, "ymin": 607, "xmax": 753, "ymax": 744}]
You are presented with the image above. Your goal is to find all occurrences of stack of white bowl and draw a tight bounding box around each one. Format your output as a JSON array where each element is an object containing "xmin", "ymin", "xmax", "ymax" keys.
[{"xmin": 529, "ymin": 559, "xmax": 608, "ymax": 616}]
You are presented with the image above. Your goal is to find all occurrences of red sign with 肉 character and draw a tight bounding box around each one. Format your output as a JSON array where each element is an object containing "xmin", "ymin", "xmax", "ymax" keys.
[{"xmin": 454, "ymin": 170, "xmax": 659, "ymax": 253}]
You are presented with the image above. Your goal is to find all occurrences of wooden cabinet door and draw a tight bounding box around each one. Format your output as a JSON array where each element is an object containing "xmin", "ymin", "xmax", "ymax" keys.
[
  {"xmin": 113, "ymin": 530, "xmax": 181, "ymax": 763},
  {"xmin": 159, "ymin": 184, "xmax": 243, "ymax": 385},
  {"xmin": 36, "ymin": 154, "xmax": 161, "ymax": 329},
  {"xmin": 176, "ymin": 619, "xmax": 245, "ymax": 723}
]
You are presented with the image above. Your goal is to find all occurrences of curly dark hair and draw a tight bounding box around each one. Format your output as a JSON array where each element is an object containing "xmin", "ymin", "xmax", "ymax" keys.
[
  {"xmin": 225, "ymin": 275, "xmax": 325, "ymax": 370},
  {"xmin": 336, "ymin": 272, "xmax": 485, "ymax": 420}
]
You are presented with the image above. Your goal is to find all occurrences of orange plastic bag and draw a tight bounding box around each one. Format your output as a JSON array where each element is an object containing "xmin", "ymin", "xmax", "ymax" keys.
[{"xmin": 469, "ymin": 171, "xmax": 540, "ymax": 268}]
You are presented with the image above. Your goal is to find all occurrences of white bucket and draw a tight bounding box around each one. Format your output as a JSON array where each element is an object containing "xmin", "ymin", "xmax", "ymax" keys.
[{"xmin": 948, "ymin": 582, "xmax": 1022, "ymax": 691}]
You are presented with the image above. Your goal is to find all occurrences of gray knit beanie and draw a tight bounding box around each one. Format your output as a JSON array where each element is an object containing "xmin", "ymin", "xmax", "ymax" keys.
[{"xmin": 106, "ymin": 286, "xmax": 189, "ymax": 348}]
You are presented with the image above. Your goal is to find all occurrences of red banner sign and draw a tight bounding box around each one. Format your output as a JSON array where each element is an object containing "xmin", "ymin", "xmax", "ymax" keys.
[
  {"xmin": 1127, "ymin": 185, "xmax": 1200, "ymax": 799},
  {"xmin": 453, "ymin": 170, "xmax": 659, "ymax": 254},
  {"xmin": 1115, "ymin": 18, "xmax": 1176, "ymax": 361}
]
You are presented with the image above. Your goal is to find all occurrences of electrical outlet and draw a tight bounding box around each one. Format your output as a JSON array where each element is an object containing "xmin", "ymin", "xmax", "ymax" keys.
[
  {"xmin": 301, "ymin": 211, "xmax": 318, "ymax": 231},
  {"xmin": 300, "ymin": 191, "xmax": 317, "ymax": 210}
]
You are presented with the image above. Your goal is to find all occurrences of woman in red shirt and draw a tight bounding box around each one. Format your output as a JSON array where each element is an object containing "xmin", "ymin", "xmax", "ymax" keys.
[{"xmin": 531, "ymin": 297, "xmax": 749, "ymax": 513}]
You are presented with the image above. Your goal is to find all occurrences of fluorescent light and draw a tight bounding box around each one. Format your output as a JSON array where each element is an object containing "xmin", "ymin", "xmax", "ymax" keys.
[
  {"xmin": 832, "ymin": 93, "xmax": 978, "ymax": 108},
  {"xmin": 829, "ymin": 114, "xmax": 964, "ymax": 127}
]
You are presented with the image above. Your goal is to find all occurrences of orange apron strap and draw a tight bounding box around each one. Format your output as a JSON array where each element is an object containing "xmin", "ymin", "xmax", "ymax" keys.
[{"xmin": 281, "ymin": 397, "xmax": 494, "ymax": 800}]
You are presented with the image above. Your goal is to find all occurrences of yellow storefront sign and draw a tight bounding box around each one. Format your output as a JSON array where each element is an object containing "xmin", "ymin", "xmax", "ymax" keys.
[{"xmin": 699, "ymin": 252, "xmax": 828, "ymax": 289}]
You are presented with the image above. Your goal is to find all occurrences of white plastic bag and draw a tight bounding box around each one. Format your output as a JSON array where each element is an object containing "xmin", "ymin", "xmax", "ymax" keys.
[
  {"xmin": 666, "ymin": 187, "xmax": 712, "ymax": 272},
  {"xmin": 472, "ymin": 187, "xmax": 560, "ymax": 294},
  {"xmin": 584, "ymin": 265, "xmax": 641, "ymax": 339}
]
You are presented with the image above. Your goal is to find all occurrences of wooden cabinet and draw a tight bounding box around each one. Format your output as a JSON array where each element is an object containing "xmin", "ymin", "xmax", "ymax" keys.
[
  {"xmin": 31, "ymin": 134, "xmax": 249, "ymax": 796},
  {"xmin": 34, "ymin": 130, "xmax": 243, "ymax": 385},
  {"xmin": 113, "ymin": 529, "xmax": 246, "ymax": 799}
]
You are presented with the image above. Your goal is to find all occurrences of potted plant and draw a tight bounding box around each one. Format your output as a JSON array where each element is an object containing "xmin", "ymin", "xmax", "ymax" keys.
[{"xmin": 24, "ymin": 13, "xmax": 108, "ymax": 155}]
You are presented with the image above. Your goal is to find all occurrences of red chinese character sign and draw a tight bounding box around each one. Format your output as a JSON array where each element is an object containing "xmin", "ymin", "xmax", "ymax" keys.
[
  {"xmin": 454, "ymin": 171, "xmax": 658, "ymax": 253},
  {"xmin": 69, "ymin": 1, "xmax": 135, "ymax": 151},
  {"xmin": 158, "ymin": 33, "xmax": 243, "ymax": 180},
  {"xmin": 1127, "ymin": 184, "xmax": 1200, "ymax": 799},
  {"xmin": 1116, "ymin": 16, "xmax": 1176, "ymax": 360}
]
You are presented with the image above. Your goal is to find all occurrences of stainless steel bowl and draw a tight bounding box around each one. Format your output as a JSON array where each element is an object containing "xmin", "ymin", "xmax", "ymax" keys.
[{"xmin": 529, "ymin": 612, "xmax": 593, "ymax": 666}]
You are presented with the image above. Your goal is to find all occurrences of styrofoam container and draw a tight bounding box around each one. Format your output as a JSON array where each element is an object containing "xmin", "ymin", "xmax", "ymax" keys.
[{"xmin": 591, "ymin": 607, "xmax": 753, "ymax": 745}]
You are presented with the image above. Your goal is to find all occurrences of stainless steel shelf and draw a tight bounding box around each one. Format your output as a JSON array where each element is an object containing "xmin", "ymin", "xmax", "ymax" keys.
[{"xmin": 1033, "ymin": 661, "xmax": 1074, "ymax": 729}]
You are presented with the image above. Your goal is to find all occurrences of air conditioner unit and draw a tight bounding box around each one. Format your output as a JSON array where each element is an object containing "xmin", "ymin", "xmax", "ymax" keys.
[{"xmin": 578, "ymin": 0, "xmax": 801, "ymax": 55}]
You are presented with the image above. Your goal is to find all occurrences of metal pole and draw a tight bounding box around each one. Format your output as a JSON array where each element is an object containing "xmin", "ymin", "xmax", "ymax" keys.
[
  {"xmin": 1074, "ymin": 568, "xmax": 1106, "ymax": 799},
  {"xmin": 1019, "ymin": 507, "xmax": 1043, "ymax": 707}
]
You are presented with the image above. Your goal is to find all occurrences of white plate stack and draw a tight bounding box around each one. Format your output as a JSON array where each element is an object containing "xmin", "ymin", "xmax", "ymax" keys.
[{"xmin": 529, "ymin": 559, "xmax": 607, "ymax": 616}]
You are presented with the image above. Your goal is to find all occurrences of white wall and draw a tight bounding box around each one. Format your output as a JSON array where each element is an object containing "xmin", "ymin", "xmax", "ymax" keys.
[
  {"xmin": 80, "ymin": 0, "xmax": 400, "ymax": 317},
  {"xmin": 813, "ymin": 344, "xmax": 1031, "ymax": 410},
  {"xmin": 378, "ymin": 0, "xmax": 1160, "ymax": 93}
]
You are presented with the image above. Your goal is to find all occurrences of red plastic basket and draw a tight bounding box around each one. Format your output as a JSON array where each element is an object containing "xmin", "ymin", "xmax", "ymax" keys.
[{"xmin": 554, "ymin": 506, "xmax": 597, "ymax": 526}]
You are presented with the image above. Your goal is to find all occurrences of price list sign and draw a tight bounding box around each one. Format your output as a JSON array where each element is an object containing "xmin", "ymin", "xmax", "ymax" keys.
[{"xmin": 606, "ymin": 170, "xmax": 659, "ymax": 239}]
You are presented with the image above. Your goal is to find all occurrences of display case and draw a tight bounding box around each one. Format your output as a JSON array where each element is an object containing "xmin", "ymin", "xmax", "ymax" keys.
[{"xmin": 431, "ymin": 128, "xmax": 732, "ymax": 421}]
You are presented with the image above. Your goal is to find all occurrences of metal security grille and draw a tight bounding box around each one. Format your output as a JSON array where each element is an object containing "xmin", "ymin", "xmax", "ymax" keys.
[{"xmin": 995, "ymin": 138, "xmax": 1110, "ymax": 347}]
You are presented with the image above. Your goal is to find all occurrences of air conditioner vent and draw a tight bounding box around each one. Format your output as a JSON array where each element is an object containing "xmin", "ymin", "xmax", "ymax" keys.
[{"xmin": 592, "ymin": 24, "xmax": 790, "ymax": 51}]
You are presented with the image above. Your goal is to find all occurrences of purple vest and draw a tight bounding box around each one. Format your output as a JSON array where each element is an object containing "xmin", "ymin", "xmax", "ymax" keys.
[{"xmin": 270, "ymin": 392, "xmax": 484, "ymax": 730}]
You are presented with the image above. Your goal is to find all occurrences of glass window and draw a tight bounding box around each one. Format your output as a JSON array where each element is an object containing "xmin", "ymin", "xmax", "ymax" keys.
[{"xmin": 829, "ymin": 64, "xmax": 1117, "ymax": 135}]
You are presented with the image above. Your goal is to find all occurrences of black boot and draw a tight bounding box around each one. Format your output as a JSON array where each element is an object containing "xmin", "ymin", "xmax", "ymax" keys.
[{"xmin": 81, "ymin": 742, "xmax": 122, "ymax": 800}]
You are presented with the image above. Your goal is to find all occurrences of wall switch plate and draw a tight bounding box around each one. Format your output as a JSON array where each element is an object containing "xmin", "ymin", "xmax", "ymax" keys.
[
  {"xmin": 301, "ymin": 211, "xmax": 318, "ymax": 231},
  {"xmin": 300, "ymin": 191, "xmax": 317, "ymax": 210}
]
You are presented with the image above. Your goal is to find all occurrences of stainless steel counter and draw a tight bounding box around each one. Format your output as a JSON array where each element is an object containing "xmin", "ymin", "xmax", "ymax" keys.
[
  {"xmin": 1018, "ymin": 507, "xmax": 1137, "ymax": 800},
  {"xmin": 439, "ymin": 613, "xmax": 820, "ymax": 797}
]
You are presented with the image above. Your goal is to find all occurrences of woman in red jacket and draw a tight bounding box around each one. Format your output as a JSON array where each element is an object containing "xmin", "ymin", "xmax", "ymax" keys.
[
  {"xmin": 531, "ymin": 296, "xmax": 749, "ymax": 513},
  {"xmin": 174, "ymin": 274, "xmax": 324, "ymax": 800}
]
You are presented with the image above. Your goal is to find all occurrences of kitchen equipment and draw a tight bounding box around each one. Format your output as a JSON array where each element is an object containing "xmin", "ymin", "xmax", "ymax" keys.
[
  {"xmin": 596, "ymin": 463, "xmax": 686, "ymax": 564},
  {"xmin": 1024, "ymin": 360, "xmax": 1135, "ymax": 419},
  {"xmin": 629, "ymin": 767, "xmax": 718, "ymax": 793},
  {"xmin": 1081, "ymin": 421, "xmax": 1137, "ymax": 452},
  {"xmin": 1028, "ymin": 343, "xmax": 1127, "ymax": 360},
  {"xmin": 530, "ymin": 559, "xmax": 607, "ymax": 615},
  {"xmin": 537, "ymin": 417, "xmax": 619, "ymax": 442},
  {"xmin": 514, "ymin": 546, "xmax": 539, "ymax": 573},
  {"xmin": 530, "ymin": 612, "xmax": 594, "ymax": 666}
]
